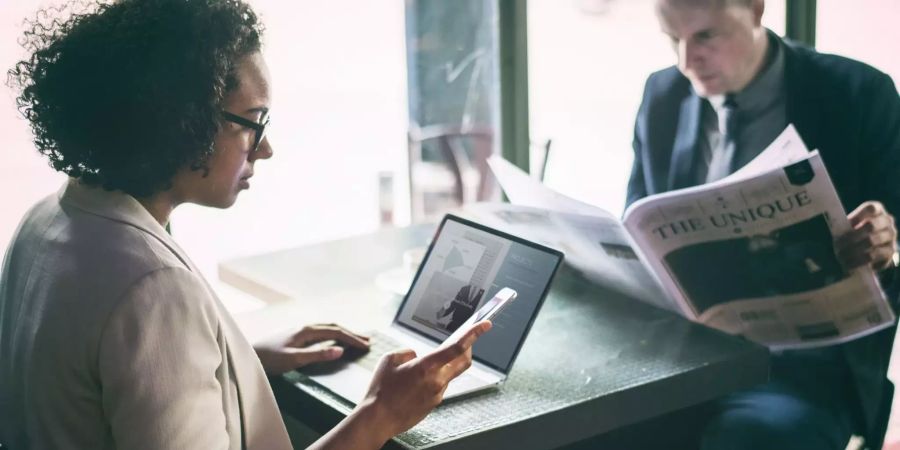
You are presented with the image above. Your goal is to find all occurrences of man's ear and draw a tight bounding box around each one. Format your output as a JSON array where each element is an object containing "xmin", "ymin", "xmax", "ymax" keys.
[{"xmin": 751, "ymin": 0, "xmax": 765, "ymax": 27}]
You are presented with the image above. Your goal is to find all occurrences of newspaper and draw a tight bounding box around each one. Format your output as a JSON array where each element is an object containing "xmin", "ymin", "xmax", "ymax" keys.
[
  {"xmin": 463, "ymin": 202, "xmax": 678, "ymax": 313},
  {"xmin": 475, "ymin": 125, "xmax": 894, "ymax": 349}
]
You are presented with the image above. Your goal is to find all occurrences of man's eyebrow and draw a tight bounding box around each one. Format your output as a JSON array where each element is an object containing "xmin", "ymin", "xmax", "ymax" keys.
[
  {"xmin": 693, "ymin": 27, "xmax": 715, "ymax": 38},
  {"xmin": 244, "ymin": 106, "xmax": 269, "ymax": 114}
]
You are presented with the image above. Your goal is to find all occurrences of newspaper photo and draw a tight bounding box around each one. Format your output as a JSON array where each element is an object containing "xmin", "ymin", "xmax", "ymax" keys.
[{"xmin": 481, "ymin": 125, "xmax": 895, "ymax": 349}]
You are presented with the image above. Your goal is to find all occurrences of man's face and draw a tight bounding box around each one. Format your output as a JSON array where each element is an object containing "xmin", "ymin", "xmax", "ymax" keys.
[
  {"xmin": 656, "ymin": 0, "xmax": 764, "ymax": 96},
  {"xmin": 175, "ymin": 51, "xmax": 273, "ymax": 208}
]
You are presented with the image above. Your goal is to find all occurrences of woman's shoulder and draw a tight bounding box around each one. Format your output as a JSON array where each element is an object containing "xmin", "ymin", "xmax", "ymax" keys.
[{"xmin": 6, "ymin": 190, "xmax": 204, "ymax": 315}]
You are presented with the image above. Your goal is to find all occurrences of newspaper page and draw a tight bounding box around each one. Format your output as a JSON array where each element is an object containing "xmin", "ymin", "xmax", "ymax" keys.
[
  {"xmin": 622, "ymin": 151, "xmax": 895, "ymax": 349},
  {"xmin": 724, "ymin": 124, "xmax": 810, "ymax": 181},
  {"xmin": 485, "ymin": 124, "xmax": 809, "ymax": 212},
  {"xmin": 483, "ymin": 156, "xmax": 679, "ymax": 310}
]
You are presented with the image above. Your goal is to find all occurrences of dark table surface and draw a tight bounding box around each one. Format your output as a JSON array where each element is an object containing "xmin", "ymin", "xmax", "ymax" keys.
[{"xmin": 221, "ymin": 224, "xmax": 769, "ymax": 450}]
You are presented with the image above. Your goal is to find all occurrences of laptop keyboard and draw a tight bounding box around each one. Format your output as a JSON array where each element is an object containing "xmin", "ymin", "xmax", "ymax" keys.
[
  {"xmin": 306, "ymin": 330, "xmax": 489, "ymax": 391},
  {"xmin": 345, "ymin": 331, "xmax": 404, "ymax": 371},
  {"xmin": 363, "ymin": 333, "xmax": 490, "ymax": 391}
]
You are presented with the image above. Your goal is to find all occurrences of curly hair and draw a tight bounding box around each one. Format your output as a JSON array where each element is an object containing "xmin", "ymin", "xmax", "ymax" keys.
[{"xmin": 7, "ymin": 0, "xmax": 264, "ymax": 198}]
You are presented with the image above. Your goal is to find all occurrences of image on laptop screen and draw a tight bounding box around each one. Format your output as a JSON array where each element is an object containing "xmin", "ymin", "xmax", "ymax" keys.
[{"xmin": 396, "ymin": 215, "xmax": 563, "ymax": 373}]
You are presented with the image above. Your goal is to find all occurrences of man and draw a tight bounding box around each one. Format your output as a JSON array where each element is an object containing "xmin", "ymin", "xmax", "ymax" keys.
[
  {"xmin": 628, "ymin": 0, "xmax": 900, "ymax": 448},
  {"xmin": 437, "ymin": 285, "xmax": 486, "ymax": 332}
]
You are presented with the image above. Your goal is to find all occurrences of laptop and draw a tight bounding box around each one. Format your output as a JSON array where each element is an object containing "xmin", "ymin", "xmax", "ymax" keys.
[{"xmin": 301, "ymin": 214, "xmax": 564, "ymax": 404}]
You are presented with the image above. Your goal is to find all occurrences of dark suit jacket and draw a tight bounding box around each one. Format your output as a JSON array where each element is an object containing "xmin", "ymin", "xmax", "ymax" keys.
[
  {"xmin": 439, "ymin": 285, "xmax": 482, "ymax": 332},
  {"xmin": 627, "ymin": 34, "xmax": 900, "ymax": 446}
]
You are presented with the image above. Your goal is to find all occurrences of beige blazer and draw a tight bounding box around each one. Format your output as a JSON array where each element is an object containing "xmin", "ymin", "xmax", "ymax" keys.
[{"xmin": 0, "ymin": 179, "xmax": 291, "ymax": 449}]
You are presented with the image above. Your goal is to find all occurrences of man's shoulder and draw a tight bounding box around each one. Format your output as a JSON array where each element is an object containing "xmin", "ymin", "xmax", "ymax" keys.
[{"xmin": 785, "ymin": 41, "xmax": 895, "ymax": 93}]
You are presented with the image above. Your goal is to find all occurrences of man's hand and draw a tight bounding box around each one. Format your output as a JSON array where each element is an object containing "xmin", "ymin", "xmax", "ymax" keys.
[
  {"xmin": 254, "ymin": 323, "xmax": 369, "ymax": 375},
  {"xmin": 835, "ymin": 201, "xmax": 898, "ymax": 271},
  {"xmin": 358, "ymin": 321, "xmax": 492, "ymax": 442}
]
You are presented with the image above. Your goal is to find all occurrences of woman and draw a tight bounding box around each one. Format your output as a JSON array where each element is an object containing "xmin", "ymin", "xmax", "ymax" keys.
[{"xmin": 0, "ymin": 1, "xmax": 490, "ymax": 449}]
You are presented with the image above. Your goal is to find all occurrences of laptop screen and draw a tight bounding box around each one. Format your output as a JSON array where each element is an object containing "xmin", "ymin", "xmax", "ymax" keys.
[{"xmin": 395, "ymin": 215, "xmax": 563, "ymax": 373}]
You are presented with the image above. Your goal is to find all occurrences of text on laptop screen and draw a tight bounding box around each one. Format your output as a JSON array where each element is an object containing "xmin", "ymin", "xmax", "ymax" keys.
[{"xmin": 396, "ymin": 217, "xmax": 562, "ymax": 372}]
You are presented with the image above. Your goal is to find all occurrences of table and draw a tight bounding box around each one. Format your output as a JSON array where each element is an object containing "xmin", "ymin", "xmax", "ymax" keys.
[{"xmin": 220, "ymin": 224, "xmax": 769, "ymax": 449}]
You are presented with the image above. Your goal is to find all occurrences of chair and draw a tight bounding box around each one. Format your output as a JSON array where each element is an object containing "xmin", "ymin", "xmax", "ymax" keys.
[{"xmin": 407, "ymin": 123, "xmax": 497, "ymax": 222}]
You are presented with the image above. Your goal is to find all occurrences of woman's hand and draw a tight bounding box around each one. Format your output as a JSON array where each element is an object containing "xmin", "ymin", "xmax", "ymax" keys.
[
  {"xmin": 306, "ymin": 321, "xmax": 493, "ymax": 450},
  {"xmin": 358, "ymin": 321, "xmax": 492, "ymax": 441},
  {"xmin": 253, "ymin": 323, "xmax": 369, "ymax": 375}
]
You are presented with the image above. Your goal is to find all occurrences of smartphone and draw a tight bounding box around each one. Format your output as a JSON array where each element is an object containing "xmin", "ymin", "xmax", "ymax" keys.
[{"xmin": 441, "ymin": 287, "xmax": 518, "ymax": 347}]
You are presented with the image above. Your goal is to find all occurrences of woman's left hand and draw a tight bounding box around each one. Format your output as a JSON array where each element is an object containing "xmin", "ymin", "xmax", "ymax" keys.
[{"xmin": 254, "ymin": 323, "xmax": 370, "ymax": 375}]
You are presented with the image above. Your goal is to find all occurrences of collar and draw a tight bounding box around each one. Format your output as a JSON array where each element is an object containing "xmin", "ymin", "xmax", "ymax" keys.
[{"xmin": 58, "ymin": 178, "xmax": 195, "ymax": 270}]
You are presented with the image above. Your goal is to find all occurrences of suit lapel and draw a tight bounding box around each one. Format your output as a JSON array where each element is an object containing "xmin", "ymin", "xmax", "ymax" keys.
[
  {"xmin": 783, "ymin": 44, "xmax": 822, "ymax": 152},
  {"xmin": 668, "ymin": 94, "xmax": 703, "ymax": 190},
  {"xmin": 59, "ymin": 179, "xmax": 196, "ymax": 269},
  {"xmin": 214, "ymin": 297, "xmax": 291, "ymax": 449}
]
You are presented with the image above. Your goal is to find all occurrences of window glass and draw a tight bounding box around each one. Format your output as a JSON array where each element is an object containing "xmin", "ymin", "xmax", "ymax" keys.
[
  {"xmin": 406, "ymin": 0, "xmax": 501, "ymax": 222},
  {"xmin": 764, "ymin": 0, "xmax": 786, "ymax": 37},
  {"xmin": 171, "ymin": 0, "xmax": 409, "ymax": 285},
  {"xmin": 816, "ymin": 0, "xmax": 900, "ymax": 86}
]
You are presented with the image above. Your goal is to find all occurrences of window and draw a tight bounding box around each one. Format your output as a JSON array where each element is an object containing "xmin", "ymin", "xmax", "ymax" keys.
[
  {"xmin": 170, "ymin": 0, "xmax": 410, "ymax": 288},
  {"xmin": 405, "ymin": 0, "xmax": 501, "ymax": 222},
  {"xmin": 816, "ymin": 0, "xmax": 900, "ymax": 86}
]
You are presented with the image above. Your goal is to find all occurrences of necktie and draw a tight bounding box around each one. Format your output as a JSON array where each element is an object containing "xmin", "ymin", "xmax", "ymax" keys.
[{"xmin": 706, "ymin": 94, "xmax": 738, "ymax": 182}]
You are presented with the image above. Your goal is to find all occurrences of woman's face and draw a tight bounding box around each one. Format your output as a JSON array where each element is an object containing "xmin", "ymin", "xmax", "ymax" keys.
[{"xmin": 175, "ymin": 51, "xmax": 273, "ymax": 208}]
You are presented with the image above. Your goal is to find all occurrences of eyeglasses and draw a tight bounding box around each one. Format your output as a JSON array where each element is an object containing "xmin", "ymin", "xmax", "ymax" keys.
[{"xmin": 221, "ymin": 110, "xmax": 270, "ymax": 154}]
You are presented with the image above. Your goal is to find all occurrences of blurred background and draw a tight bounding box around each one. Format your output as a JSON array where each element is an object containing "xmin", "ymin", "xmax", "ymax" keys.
[{"xmin": 0, "ymin": 0, "xmax": 898, "ymax": 310}]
